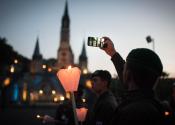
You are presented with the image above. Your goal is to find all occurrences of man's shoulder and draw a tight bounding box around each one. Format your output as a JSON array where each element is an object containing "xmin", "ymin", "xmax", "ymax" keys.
[
  {"xmin": 118, "ymin": 98, "xmax": 163, "ymax": 118},
  {"xmin": 111, "ymin": 98, "xmax": 174, "ymax": 125},
  {"xmin": 110, "ymin": 101, "xmax": 163, "ymax": 125},
  {"xmin": 96, "ymin": 91, "xmax": 118, "ymax": 109},
  {"xmin": 101, "ymin": 91, "xmax": 117, "ymax": 103}
]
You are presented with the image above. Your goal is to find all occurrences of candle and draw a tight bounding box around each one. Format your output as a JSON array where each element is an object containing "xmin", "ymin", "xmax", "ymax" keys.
[
  {"xmin": 57, "ymin": 66, "xmax": 81, "ymax": 92},
  {"xmin": 36, "ymin": 114, "xmax": 43, "ymax": 119},
  {"xmin": 76, "ymin": 107, "xmax": 88, "ymax": 122},
  {"xmin": 57, "ymin": 66, "xmax": 81, "ymax": 125}
]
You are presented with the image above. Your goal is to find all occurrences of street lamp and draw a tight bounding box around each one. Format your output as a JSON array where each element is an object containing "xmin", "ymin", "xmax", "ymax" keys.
[{"xmin": 146, "ymin": 35, "xmax": 155, "ymax": 51}]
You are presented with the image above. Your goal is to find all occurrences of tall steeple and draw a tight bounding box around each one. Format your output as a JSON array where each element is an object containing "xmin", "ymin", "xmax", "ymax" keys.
[
  {"xmin": 57, "ymin": 0, "xmax": 74, "ymax": 69},
  {"xmin": 30, "ymin": 36, "xmax": 43, "ymax": 73},
  {"xmin": 79, "ymin": 40, "xmax": 88, "ymax": 74},
  {"xmin": 79, "ymin": 41, "xmax": 87, "ymax": 60},
  {"xmin": 32, "ymin": 37, "xmax": 42, "ymax": 60},
  {"xmin": 61, "ymin": 0, "xmax": 70, "ymax": 42}
]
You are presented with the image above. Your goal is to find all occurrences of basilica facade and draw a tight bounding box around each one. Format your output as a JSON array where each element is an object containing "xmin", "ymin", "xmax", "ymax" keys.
[{"xmin": 10, "ymin": 1, "xmax": 90, "ymax": 104}]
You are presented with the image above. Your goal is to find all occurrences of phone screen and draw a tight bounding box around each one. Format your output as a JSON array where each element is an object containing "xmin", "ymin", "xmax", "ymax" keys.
[{"xmin": 87, "ymin": 37, "xmax": 104, "ymax": 47}]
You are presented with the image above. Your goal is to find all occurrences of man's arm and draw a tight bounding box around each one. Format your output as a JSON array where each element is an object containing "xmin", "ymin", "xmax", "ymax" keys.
[
  {"xmin": 111, "ymin": 52, "xmax": 125, "ymax": 82},
  {"xmin": 101, "ymin": 37, "xmax": 125, "ymax": 82}
]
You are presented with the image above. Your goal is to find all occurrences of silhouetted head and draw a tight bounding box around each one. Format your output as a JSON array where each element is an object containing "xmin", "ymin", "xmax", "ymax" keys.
[{"xmin": 123, "ymin": 48, "xmax": 163, "ymax": 89}]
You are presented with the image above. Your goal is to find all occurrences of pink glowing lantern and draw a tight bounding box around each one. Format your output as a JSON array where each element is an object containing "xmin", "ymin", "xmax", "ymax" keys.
[
  {"xmin": 57, "ymin": 66, "xmax": 81, "ymax": 92},
  {"xmin": 76, "ymin": 107, "xmax": 88, "ymax": 122},
  {"xmin": 57, "ymin": 66, "xmax": 81, "ymax": 125}
]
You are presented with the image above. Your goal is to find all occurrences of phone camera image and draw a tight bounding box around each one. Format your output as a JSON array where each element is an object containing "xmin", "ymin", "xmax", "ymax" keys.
[{"xmin": 87, "ymin": 37, "xmax": 105, "ymax": 48}]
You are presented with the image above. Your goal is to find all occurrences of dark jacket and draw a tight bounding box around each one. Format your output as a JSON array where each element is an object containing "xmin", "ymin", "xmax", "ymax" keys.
[
  {"xmin": 85, "ymin": 90, "xmax": 117, "ymax": 125},
  {"xmin": 55, "ymin": 100, "xmax": 74, "ymax": 125},
  {"xmin": 110, "ymin": 89, "xmax": 164, "ymax": 125},
  {"xmin": 110, "ymin": 52, "xmax": 164, "ymax": 125}
]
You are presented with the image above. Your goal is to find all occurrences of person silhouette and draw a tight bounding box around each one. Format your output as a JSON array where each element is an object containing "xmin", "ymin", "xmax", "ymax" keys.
[
  {"xmin": 100, "ymin": 37, "xmax": 167, "ymax": 125},
  {"xmin": 42, "ymin": 86, "xmax": 85, "ymax": 125},
  {"xmin": 85, "ymin": 70, "xmax": 118, "ymax": 125}
]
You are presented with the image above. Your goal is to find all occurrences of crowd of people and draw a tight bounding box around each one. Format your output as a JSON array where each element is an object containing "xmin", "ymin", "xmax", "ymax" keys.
[{"xmin": 42, "ymin": 37, "xmax": 175, "ymax": 125}]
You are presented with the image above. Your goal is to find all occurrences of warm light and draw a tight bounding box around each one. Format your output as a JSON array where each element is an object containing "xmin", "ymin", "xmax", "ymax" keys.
[
  {"xmin": 30, "ymin": 92, "xmax": 38, "ymax": 102},
  {"xmin": 10, "ymin": 65, "xmax": 15, "ymax": 73},
  {"xmin": 48, "ymin": 68, "xmax": 52, "ymax": 72},
  {"xmin": 39, "ymin": 90, "xmax": 43, "ymax": 95},
  {"xmin": 165, "ymin": 111, "xmax": 170, "ymax": 116},
  {"xmin": 57, "ymin": 66, "xmax": 81, "ymax": 92},
  {"xmin": 53, "ymin": 97, "xmax": 58, "ymax": 102},
  {"xmin": 30, "ymin": 93, "xmax": 34, "ymax": 102},
  {"xmin": 76, "ymin": 107, "xmax": 88, "ymax": 122},
  {"xmin": 23, "ymin": 83, "xmax": 27, "ymax": 101},
  {"xmin": 52, "ymin": 90, "xmax": 56, "ymax": 95},
  {"xmin": 36, "ymin": 114, "xmax": 43, "ymax": 119},
  {"xmin": 23, "ymin": 90, "xmax": 27, "ymax": 101},
  {"xmin": 60, "ymin": 95, "xmax": 65, "ymax": 101},
  {"xmin": 68, "ymin": 65, "xmax": 71, "ymax": 70},
  {"xmin": 3, "ymin": 77, "xmax": 11, "ymax": 86},
  {"xmin": 86, "ymin": 80, "xmax": 92, "ymax": 89},
  {"xmin": 82, "ymin": 98, "xmax": 86, "ymax": 103},
  {"xmin": 14, "ymin": 59, "xmax": 18, "ymax": 64},
  {"xmin": 83, "ymin": 69, "xmax": 88, "ymax": 74},
  {"xmin": 66, "ymin": 92, "xmax": 71, "ymax": 99},
  {"xmin": 36, "ymin": 114, "xmax": 40, "ymax": 118},
  {"xmin": 42, "ymin": 64, "xmax": 46, "ymax": 69}
]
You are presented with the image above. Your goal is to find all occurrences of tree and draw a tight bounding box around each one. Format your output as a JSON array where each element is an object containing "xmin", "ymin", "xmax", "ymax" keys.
[
  {"xmin": 0, "ymin": 37, "xmax": 31, "ymax": 82},
  {"xmin": 161, "ymin": 71, "xmax": 169, "ymax": 79}
]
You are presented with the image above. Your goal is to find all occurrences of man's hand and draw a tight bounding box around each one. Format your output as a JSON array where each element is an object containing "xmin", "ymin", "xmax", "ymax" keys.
[
  {"xmin": 42, "ymin": 115, "xmax": 55, "ymax": 123},
  {"xmin": 101, "ymin": 37, "xmax": 117, "ymax": 57}
]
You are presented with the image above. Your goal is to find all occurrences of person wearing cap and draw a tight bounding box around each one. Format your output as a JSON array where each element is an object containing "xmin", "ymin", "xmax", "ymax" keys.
[
  {"xmin": 85, "ymin": 70, "xmax": 118, "ymax": 125},
  {"xmin": 101, "ymin": 37, "xmax": 165, "ymax": 125}
]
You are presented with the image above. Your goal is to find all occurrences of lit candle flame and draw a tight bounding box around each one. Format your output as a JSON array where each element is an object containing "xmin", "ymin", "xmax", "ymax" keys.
[
  {"xmin": 68, "ymin": 65, "xmax": 72, "ymax": 70},
  {"xmin": 82, "ymin": 98, "xmax": 86, "ymax": 103},
  {"xmin": 36, "ymin": 114, "xmax": 40, "ymax": 118},
  {"xmin": 36, "ymin": 114, "xmax": 44, "ymax": 119},
  {"xmin": 165, "ymin": 111, "xmax": 170, "ymax": 116}
]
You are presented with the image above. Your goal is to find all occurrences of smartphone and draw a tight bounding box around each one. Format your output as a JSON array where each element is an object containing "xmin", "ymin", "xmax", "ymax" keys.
[{"xmin": 87, "ymin": 37, "xmax": 107, "ymax": 48}]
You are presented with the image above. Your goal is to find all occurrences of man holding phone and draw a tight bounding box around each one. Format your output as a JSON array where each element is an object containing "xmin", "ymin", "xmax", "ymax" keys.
[{"xmin": 99, "ymin": 37, "xmax": 167, "ymax": 125}]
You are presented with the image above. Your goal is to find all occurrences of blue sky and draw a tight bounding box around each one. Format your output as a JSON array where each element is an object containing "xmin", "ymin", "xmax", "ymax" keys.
[{"xmin": 0, "ymin": 0, "xmax": 175, "ymax": 77}]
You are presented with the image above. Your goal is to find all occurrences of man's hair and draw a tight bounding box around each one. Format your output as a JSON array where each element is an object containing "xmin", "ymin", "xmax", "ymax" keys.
[
  {"xmin": 126, "ymin": 48, "xmax": 163, "ymax": 88},
  {"xmin": 91, "ymin": 70, "xmax": 112, "ymax": 87}
]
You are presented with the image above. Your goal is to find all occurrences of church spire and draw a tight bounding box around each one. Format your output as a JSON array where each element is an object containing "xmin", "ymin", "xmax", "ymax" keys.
[
  {"xmin": 30, "ymin": 36, "xmax": 43, "ymax": 73},
  {"xmin": 32, "ymin": 36, "xmax": 42, "ymax": 60},
  {"xmin": 64, "ymin": 0, "xmax": 68, "ymax": 17},
  {"xmin": 61, "ymin": 0, "xmax": 70, "ymax": 30},
  {"xmin": 80, "ymin": 41, "xmax": 87, "ymax": 59},
  {"xmin": 79, "ymin": 40, "xmax": 88, "ymax": 74},
  {"xmin": 57, "ymin": 0, "xmax": 74, "ymax": 69}
]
